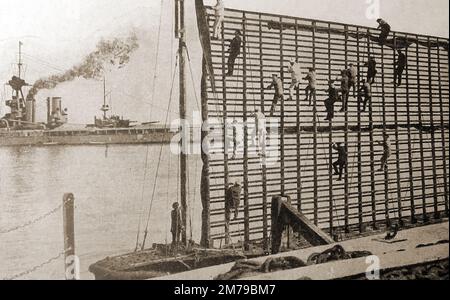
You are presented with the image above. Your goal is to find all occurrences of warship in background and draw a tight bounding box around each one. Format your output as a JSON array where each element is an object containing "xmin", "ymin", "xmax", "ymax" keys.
[{"xmin": 0, "ymin": 43, "xmax": 175, "ymax": 147}]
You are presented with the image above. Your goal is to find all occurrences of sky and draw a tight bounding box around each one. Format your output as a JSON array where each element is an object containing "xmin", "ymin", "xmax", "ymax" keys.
[{"xmin": 0, "ymin": 0, "xmax": 448, "ymax": 124}]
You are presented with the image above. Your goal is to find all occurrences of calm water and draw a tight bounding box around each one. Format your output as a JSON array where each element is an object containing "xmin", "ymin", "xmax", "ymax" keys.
[{"xmin": 0, "ymin": 145, "xmax": 202, "ymax": 280}]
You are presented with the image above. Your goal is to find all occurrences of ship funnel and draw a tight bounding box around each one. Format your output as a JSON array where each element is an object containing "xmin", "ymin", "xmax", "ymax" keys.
[
  {"xmin": 25, "ymin": 98, "xmax": 36, "ymax": 123},
  {"xmin": 47, "ymin": 97, "xmax": 68, "ymax": 126}
]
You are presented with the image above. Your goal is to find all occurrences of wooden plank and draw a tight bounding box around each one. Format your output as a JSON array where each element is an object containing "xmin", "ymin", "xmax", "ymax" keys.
[
  {"xmin": 272, "ymin": 196, "xmax": 334, "ymax": 248},
  {"xmin": 155, "ymin": 222, "xmax": 449, "ymax": 280},
  {"xmin": 247, "ymin": 244, "xmax": 449, "ymax": 280}
]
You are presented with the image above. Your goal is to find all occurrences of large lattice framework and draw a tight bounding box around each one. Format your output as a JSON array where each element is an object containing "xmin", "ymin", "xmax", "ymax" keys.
[{"xmin": 198, "ymin": 4, "xmax": 449, "ymax": 250}]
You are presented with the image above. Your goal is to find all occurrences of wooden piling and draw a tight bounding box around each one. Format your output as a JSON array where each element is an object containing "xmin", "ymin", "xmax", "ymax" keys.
[{"xmin": 63, "ymin": 193, "xmax": 76, "ymax": 280}]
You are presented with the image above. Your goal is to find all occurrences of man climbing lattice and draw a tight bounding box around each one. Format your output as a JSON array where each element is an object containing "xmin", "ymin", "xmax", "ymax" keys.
[
  {"xmin": 339, "ymin": 70, "xmax": 350, "ymax": 112},
  {"xmin": 358, "ymin": 79, "xmax": 372, "ymax": 112},
  {"xmin": 364, "ymin": 56, "xmax": 378, "ymax": 84},
  {"xmin": 324, "ymin": 80, "xmax": 340, "ymax": 121},
  {"xmin": 393, "ymin": 50, "xmax": 407, "ymax": 87},
  {"xmin": 378, "ymin": 133, "xmax": 391, "ymax": 172},
  {"xmin": 226, "ymin": 30, "xmax": 242, "ymax": 77},
  {"xmin": 288, "ymin": 59, "xmax": 302, "ymax": 100},
  {"xmin": 252, "ymin": 109, "xmax": 267, "ymax": 156},
  {"xmin": 347, "ymin": 63, "xmax": 358, "ymax": 97},
  {"xmin": 377, "ymin": 18, "xmax": 391, "ymax": 46},
  {"xmin": 266, "ymin": 74, "xmax": 284, "ymax": 117},
  {"xmin": 332, "ymin": 142, "xmax": 347, "ymax": 181},
  {"xmin": 303, "ymin": 68, "xmax": 317, "ymax": 106},
  {"xmin": 225, "ymin": 182, "xmax": 242, "ymax": 220},
  {"xmin": 212, "ymin": 0, "xmax": 225, "ymax": 40}
]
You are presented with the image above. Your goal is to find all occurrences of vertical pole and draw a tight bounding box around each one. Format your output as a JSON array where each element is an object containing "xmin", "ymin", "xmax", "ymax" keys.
[
  {"xmin": 437, "ymin": 39, "xmax": 449, "ymax": 216},
  {"xmin": 278, "ymin": 18, "xmax": 286, "ymax": 196},
  {"xmin": 356, "ymin": 27, "xmax": 364, "ymax": 233},
  {"xmin": 368, "ymin": 31, "xmax": 377, "ymax": 230},
  {"xmin": 178, "ymin": 0, "xmax": 188, "ymax": 246},
  {"xmin": 343, "ymin": 25, "xmax": 349, "ymax": 232},
  {"xmin": 312, "ymin": 21, "xmax": 318, "ymax": 226},
  {"xmin": 427, "ymin": 37, "xmax": 440, "ymax": 220},
  {"xmin": 63, "ymin": 193, "xmax": 76, "ymax": 280},
  {"xmin": 221, "ymin": 10, "xmax": 230, "ymax": 246},
  {"xmin": 200, "ymin": 58, "xmax": 211, "ymax": 248},
  {"xmin": 405, "ymin": 37, "xmax": 417, "ymax": 224},
  {"xmin": 327, "ymin": 24, "xmax": 334, "ymax": 238},
  {"xmin": 295, "ymin": 19, "xmax": 302, "ymax": 213},
  {"xmin": 381, "ymin": 40, "xmax": 391, "ymax": 227},
  {"xmin": 242, "ymin": 13, "xmax": 250, "ymax": 251},
  {"xmin": 416, "ymin": 35, "xmax": 428, "ymax": 222},
  {"xmin": 259, "ymin": 14, "xmax": 269, "ymax": 251},
  {"xmin": 393, "ymin": 34, "xmax": 403, "ymax": 225}
]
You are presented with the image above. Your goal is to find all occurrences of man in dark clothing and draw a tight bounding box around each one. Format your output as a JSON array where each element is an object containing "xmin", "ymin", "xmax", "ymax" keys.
[
  {"xmin": 225, "ymin": 182, "xmax": 242, "ymax": 220},
  {"xmin": 358, "ymin": 79, "xmax": 372, "ymax": 112},
  {"xmin": 171, "ymin": 202, "xmax": 183, "ymax": 250},
  {"xmin": 364, "ymin": 56, "xmax": 378, "ymax": 84},
  {"xmin": 377, "ymin": 18, "xmax": 391, "ymax": 46},
  {"xmin": 393, "ymin": 50, "xmax": 407, "ymax": 87},
  {"xmin": 332, "ymin": 142, "xmax": 347, "ymax": 181},
  {"xmin": 266, "ymin": 74, "xmax": 284, "ymax": 117},
  {"xmin": 303, "ymin": 68, "xmax": 317, "ymax": 106},
  {"xmin": 324, "ymin": 80, "xmax": 339, "ymax": 121},
  {"xmin": 347, "ymin": 63, "xmax": 358, "ymax": 97},
  {"xmin": 226, "ymin": 30, "xmax": 242, "ymax": 77}
]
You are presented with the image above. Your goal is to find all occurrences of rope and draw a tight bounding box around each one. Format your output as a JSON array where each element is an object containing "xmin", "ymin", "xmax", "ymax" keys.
[
  {"xmin": 0, "ymin": 200, "xmax": 67, "ymax": 234},
  {"xmin": 134, "ymin": 0, "xmax": 166, "ymax": 252},
  {"xmin": 3, "ymin": 248, "xmax": 71, "ymax": 280},
  {"xmin": 140, "ymin": 56, "xmax": 179, "ymax": 251}
]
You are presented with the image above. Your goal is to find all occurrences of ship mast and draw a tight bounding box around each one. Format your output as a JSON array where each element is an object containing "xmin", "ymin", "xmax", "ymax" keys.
[{"xmin": 176, "ymin": 0, "xmax": 188, "ymax": 246}]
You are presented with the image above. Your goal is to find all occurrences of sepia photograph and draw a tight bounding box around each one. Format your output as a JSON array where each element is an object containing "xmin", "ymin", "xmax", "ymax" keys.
[{"xmin": 0, "ymin": 0, "xmax": 448, "ymax": 287}]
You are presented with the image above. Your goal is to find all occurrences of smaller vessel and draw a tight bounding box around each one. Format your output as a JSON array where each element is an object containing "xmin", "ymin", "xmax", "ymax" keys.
[{"xmin": 93, "ymin": 78, "xmax": 131, "ymax": 129}]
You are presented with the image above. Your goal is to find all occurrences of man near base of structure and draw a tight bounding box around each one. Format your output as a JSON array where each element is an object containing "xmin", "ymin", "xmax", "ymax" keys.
[
  {"xmin": 212, "ymin": 0, "xmax": 225, "ymax": 40},
  {"xmin": 324, "ymin": 80, "xmax": 339, "ymax": 121},
  {"xmin": 288, "ymin": 59, "xmax": 302, "ymax": 100},
  {"xmin": 358, "ymin": 79, "xmax": 372, "ymax": 112},
  {"xmin": 266, "ymin": 74, "xmax": 284, "ymax": 117},
  {"xmin": 171, "ymin": 202, "xmax": 184, "ymax": 251},
  {"xmin": 376, "ymin": 18, "xmax": 391, "ymax": 46},
  {"xmin": 332, "ymin": 142, "xmax": 347, "ymax": 181},
  {"xmin": 339, "ymin": 70, "xmax": 350, "ymax": 112},
  {"xmin": 365, "ymin": 56, "xmax": 378, "ymax": 84},
  {"xmin": 226, "ymin": 30, "xmax": 242, "ymax": 77},
  {"xmin": 226, "ymin": 182, "xmax": 242, "ymax": 220},
  {"xmin": 378, "ymin": 133, "xmax": 391, "ymax": 172},
  {"xmin": 303, "ymin": 68, "xmax": 317, "ymax": 106},
  {"xmin": 393, "ymin": 50, "xmax": 407, "ymax": 87},
  {"xmin": 347, "ymin": 63, "xmax": 358, "ymax": 97}
]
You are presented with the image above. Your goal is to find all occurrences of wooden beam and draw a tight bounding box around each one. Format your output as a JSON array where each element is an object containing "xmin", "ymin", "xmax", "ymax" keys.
[{"xmin": 271, "ymin": 196, "xmax": 333, "ymax": 254}]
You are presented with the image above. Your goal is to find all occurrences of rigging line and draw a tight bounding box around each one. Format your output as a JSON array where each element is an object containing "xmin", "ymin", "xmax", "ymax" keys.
[
  {"xmin": 185, "ymin": 46, "xmax": 201, "ymax": 111},
  {"xmin": 135, "ymin": 56, "xmax": 179, "ymax": 252},
  {"xmin": 134, "ymin": 0, "xmax": 167, "ymax": 251},
  {"xmin": 165, "ymin": 147, "xmax": 172, "ymax": 254},
  {"xmin": 148, "ymin": 0, "xmax": 165, "ymax": 120},
  {"xmin": 141, "ymin": 59, "xmax": 179, "ymax": 251}
]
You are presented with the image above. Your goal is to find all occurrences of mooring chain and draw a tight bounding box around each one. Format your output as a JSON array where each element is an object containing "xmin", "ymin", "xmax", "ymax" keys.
[
  {"xmin": 0, "ymin": 198, "xmax": 70, "ymax": 234},
  {"xmin": 2, "ymin": 248, "xmax": 69, "ymax": 280}
]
